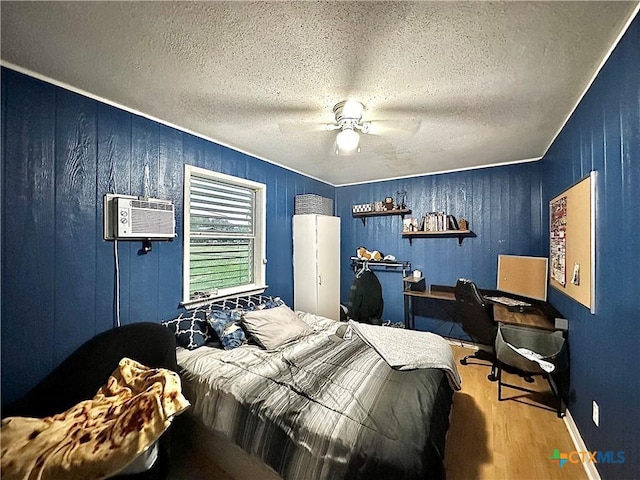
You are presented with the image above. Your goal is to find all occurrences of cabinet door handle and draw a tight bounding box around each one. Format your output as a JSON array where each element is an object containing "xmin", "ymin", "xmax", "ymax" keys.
[{"xmin": 318, "ymin": 274, "xmax": 322, "ymax": 285}]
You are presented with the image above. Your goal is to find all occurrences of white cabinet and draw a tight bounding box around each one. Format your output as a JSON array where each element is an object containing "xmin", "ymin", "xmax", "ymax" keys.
[{"xmin": 293, "ymin": 214, "xmax": 340, "ymax": 320}]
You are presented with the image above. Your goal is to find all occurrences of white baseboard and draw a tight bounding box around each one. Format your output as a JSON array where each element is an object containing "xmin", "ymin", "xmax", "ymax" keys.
[{"xmin": 563, "ymin": 409, "xmax": 600, "ymax": 480}]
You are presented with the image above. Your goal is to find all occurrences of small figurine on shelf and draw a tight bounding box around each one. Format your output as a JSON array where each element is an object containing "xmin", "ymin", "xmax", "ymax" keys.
[
  {"xmin": 357, "ymin": 246, "xmax": 383, "ymax": 261},
  {"xmin": 383, "ymin": 196, "xmax": 394, "ymax": 211},
  {"xmin": 395, "ymin": 190, "xmax": 407, "ymax": 210},
  {"xmin": 459, "ymin": 218, "xmax": 469, "ymax": 230}
]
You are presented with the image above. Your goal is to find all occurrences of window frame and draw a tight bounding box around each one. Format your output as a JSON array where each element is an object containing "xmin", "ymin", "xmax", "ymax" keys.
[{"xmin": 182, "ymin": 165, "xmax": 267, "ymax": 308}]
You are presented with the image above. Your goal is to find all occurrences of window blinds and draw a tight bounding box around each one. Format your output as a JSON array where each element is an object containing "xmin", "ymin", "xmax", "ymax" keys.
[{"xmin": 188, "ymin": 175, "xmax": 255, "ymax": 298}]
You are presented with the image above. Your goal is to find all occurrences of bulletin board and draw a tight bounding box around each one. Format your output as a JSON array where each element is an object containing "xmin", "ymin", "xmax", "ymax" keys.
[
  {"xmin": 497, "ymin": 255, "xmax": 549, "ymax": 301},
  {"xmin": 549, "ymin": 172, "xmax": 596, "ymax": 313}
]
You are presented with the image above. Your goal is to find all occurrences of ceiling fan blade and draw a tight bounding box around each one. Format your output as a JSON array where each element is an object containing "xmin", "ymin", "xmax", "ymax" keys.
[
  {"xmin": 278, "ymin": 120, "xmax": 330, "ymax": 137},
  {"xmin": 277, "ymin": 121, "xmax": 341, "ymax": 155},
  {"xmin": 365, "ymin": 119, "xmax": 422, "ymax": 137}
]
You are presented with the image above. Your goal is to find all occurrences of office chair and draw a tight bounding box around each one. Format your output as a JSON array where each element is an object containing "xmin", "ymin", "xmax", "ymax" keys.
[
  {"xmin": 455, "ymin": 278, "xmax": 498, "ymax": 381},
  {"xmin": 495, "ymin": 324, "xmax": 568, "ymax": 417}
]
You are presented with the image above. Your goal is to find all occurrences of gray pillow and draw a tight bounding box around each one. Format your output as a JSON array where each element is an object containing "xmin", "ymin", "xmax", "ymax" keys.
[{"xmin": 241, "ymin": 305, "xmax": 312, "ymax": 350}]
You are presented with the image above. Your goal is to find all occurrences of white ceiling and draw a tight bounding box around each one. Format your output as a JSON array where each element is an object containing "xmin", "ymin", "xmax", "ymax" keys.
[{"xmin": 2, "ymin": 1, "xmax": 638, "ymax": 186}]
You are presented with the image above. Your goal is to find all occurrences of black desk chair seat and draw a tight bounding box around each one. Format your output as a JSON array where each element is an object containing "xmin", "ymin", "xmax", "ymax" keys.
[{"xmin": 455, "ymin": 279, "xmax": 498, "ymax": 382}]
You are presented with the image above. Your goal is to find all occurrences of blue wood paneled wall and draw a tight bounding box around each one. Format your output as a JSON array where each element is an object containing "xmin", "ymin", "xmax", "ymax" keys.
[
  {"xmin": 539, "ymin": 16, "xmax": 639, "ymax": 479},
  {"xmin": 337, "ymin": 162, "xmax": 543, "ymax": 336},
  {"xmin": 1, "ymin": 12, "xmax": 638, "ymax": 472},
  {"xmin": 1, "ymin": 68, "xmax": 333, "ymax": 405}
]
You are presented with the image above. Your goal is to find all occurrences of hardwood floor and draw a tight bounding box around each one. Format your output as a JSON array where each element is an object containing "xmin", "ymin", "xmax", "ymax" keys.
[
  {"xmin": 168, "ymin": 344, "xmax": 588, "ymax": 480},
  {"xmin": 446, "ymin": 343, "xmax": 587, "ymax": 480}
]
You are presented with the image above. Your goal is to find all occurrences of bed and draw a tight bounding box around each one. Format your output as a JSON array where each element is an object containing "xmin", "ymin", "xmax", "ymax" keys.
[{"xmin": 166, "ymin": 297, "xmax": 460, "ymax": 480}]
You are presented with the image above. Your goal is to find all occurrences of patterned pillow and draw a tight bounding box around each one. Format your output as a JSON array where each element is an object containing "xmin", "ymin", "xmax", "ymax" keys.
[
  {"xmin": 162, "ymin": 308, "xmax": 215, "ymax": 350},
  {"xmin": 211, "ymin": 295, "xmax": 286, "ymax": 312},
  {"xmin": 208, "ymin": 309, "xmax": 247, "ymax": 350}
]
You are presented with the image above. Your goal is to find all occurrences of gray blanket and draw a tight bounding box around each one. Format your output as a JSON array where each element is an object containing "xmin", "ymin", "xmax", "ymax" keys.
[
  {"xmin": 348, "ymin": 320, "xmax": 462, "ymax": 390},
  {"xmin": 178, "ymin": 312, "xmax": 455, "ymax": 480}
]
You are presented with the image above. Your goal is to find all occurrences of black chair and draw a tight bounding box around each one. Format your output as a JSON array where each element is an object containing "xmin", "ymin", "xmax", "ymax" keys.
[
  {"xmin": 495, "ymin": 324, "xmax": 568, "ymax": 417},
  {"xmin": 2, "ymin": 322, "xmax": 178, "ymax": 479},
  {"xmin": 455, "ymin": 278, "xmax": 498, "ymax": 381}
]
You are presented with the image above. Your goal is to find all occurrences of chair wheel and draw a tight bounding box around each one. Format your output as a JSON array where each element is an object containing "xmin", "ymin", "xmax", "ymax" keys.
[
  {"xmin": 460, "ymin": 358, "xmax": 468, "ymax": 365},
  {"xmin": 524, "ymin": 376, "xmax": 534, "ymax": 383},
  {"xmin": 488, "ymin": 373, "xmax": 498, "ymax": 382}
]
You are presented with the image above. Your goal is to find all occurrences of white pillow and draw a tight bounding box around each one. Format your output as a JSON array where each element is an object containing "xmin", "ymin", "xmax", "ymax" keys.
[{"xmin": 241, "ymin": 305, "xmax": 312, "ymax": 350}]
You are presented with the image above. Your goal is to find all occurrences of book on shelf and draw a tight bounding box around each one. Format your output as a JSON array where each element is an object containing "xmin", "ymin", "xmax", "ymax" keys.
[
  {"xmin": 416, "ymin": 212, "xmax": 465, "ymax": 232},
  {"xmin": 422, "ymin": 211, "xmax": 450, "ymax": 232}
]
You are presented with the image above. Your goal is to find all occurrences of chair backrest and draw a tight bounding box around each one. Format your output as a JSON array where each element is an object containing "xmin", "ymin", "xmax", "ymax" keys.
[{"xmin": 455, "ymin": 279, "xmax": 496, "ymax": 347}]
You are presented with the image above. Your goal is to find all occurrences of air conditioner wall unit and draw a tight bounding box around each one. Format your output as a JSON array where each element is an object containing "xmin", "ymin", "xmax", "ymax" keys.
[{"xmin": 103, "ymin": 194, "xmax": 176, "ymax": 240}]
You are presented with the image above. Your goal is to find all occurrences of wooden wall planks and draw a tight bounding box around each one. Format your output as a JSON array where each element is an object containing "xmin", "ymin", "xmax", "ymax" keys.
[
  {"xmin": 3, "ymin": 73, "xmax": 57, "ymax": 396},
  {"xmin": 539, "ymin": 15, "xmax": 640, "ymax": 479},
  {"xmin": 1, "ymin": 68, "xmax": 333, "ymax": 404},
  {"xmin": 337, "ymin": 163, "xmax": 544, "ymax": 333},
  {"xmin": 54, "ymin": 89, "xmax": 98, "ymax": 366}
]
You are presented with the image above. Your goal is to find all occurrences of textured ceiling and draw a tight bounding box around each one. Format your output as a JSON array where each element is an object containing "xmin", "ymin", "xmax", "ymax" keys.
[{"xmin": 2, "ymin": 1, "xmax": 638, "ymax": 186}]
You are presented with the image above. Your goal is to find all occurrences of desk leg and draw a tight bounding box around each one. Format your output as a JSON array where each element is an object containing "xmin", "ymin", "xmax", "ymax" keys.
[
  {"xmin": 403, "ymin": 294, "xmax": 416, "ymax": 329},
  {"xmin": 411, "ymin": 297, "xmax": 416, "ymax": 329},
  {"xmin": 404, "ymin": 294, "xmax": 409, "ymax": 328}
]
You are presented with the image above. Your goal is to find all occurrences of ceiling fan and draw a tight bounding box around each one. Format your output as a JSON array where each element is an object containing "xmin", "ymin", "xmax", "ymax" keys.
[
  {"xmin": 326, "ymin": 100, "xmax": 371, "ymax": 154},
  {"xmin": 276, "ymin": 98, "xmax": 424, "ymax": 155}
]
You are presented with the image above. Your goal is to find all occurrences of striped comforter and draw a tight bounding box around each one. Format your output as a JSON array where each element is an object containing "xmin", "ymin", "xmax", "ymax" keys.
[{"xmin": 177, "ymin": 313, "xmax": 455, "ymax": 480}]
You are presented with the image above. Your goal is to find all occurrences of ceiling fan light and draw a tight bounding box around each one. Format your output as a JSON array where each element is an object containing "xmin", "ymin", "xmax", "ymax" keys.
[
  {"xmin": 342, "ymin": 100, "xmax": 364, "ymax": 119},
  {"xmin": 336, "ymin": 128, "xmax": 360, "ymax": 152}
]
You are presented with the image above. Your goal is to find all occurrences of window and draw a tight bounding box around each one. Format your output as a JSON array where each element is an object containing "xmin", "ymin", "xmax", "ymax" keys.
[{"xmin": 183, "ymin": 165, "xmax": 266, "ymax": 306}]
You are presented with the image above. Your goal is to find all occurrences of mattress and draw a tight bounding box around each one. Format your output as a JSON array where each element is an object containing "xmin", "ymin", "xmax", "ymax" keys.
[{"xmin": 177, "ymin": 312, "xmax": 455, "ymax": 480}]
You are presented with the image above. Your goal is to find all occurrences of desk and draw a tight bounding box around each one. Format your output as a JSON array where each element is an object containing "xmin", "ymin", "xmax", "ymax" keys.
[
  {"xmin": 403, "ymin": 284, "xmax": 559, "ymax": 331},
  {"xmin": 404, "ymin": 282, "xmax": 570, "ymax": 413}
]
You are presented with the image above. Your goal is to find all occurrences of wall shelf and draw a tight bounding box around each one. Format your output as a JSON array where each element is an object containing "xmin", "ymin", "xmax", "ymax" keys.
[
  {"xmin": 352, "ymin": 208, "xmax": 412, "ymax": 226},
  {"xmin": 402, "ymin": 230, "xmax": 474, "ymax": 246},
  {"xmin": 350, "ymin": 257, "xmax": 411, "ymax": 277}
]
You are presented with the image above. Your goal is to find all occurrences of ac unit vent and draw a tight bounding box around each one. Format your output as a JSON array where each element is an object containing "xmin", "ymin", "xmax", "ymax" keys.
[
  {"xmin": 131, "ymin": 200, "xmax": 173, "ymax": 211},
  {"xmin": 103, "ymin": 194, "xmax": 176, "ymax": 240},
  {"xmin": 130, "ymin": 207, "xmax": 174, "ymax": 236}
]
